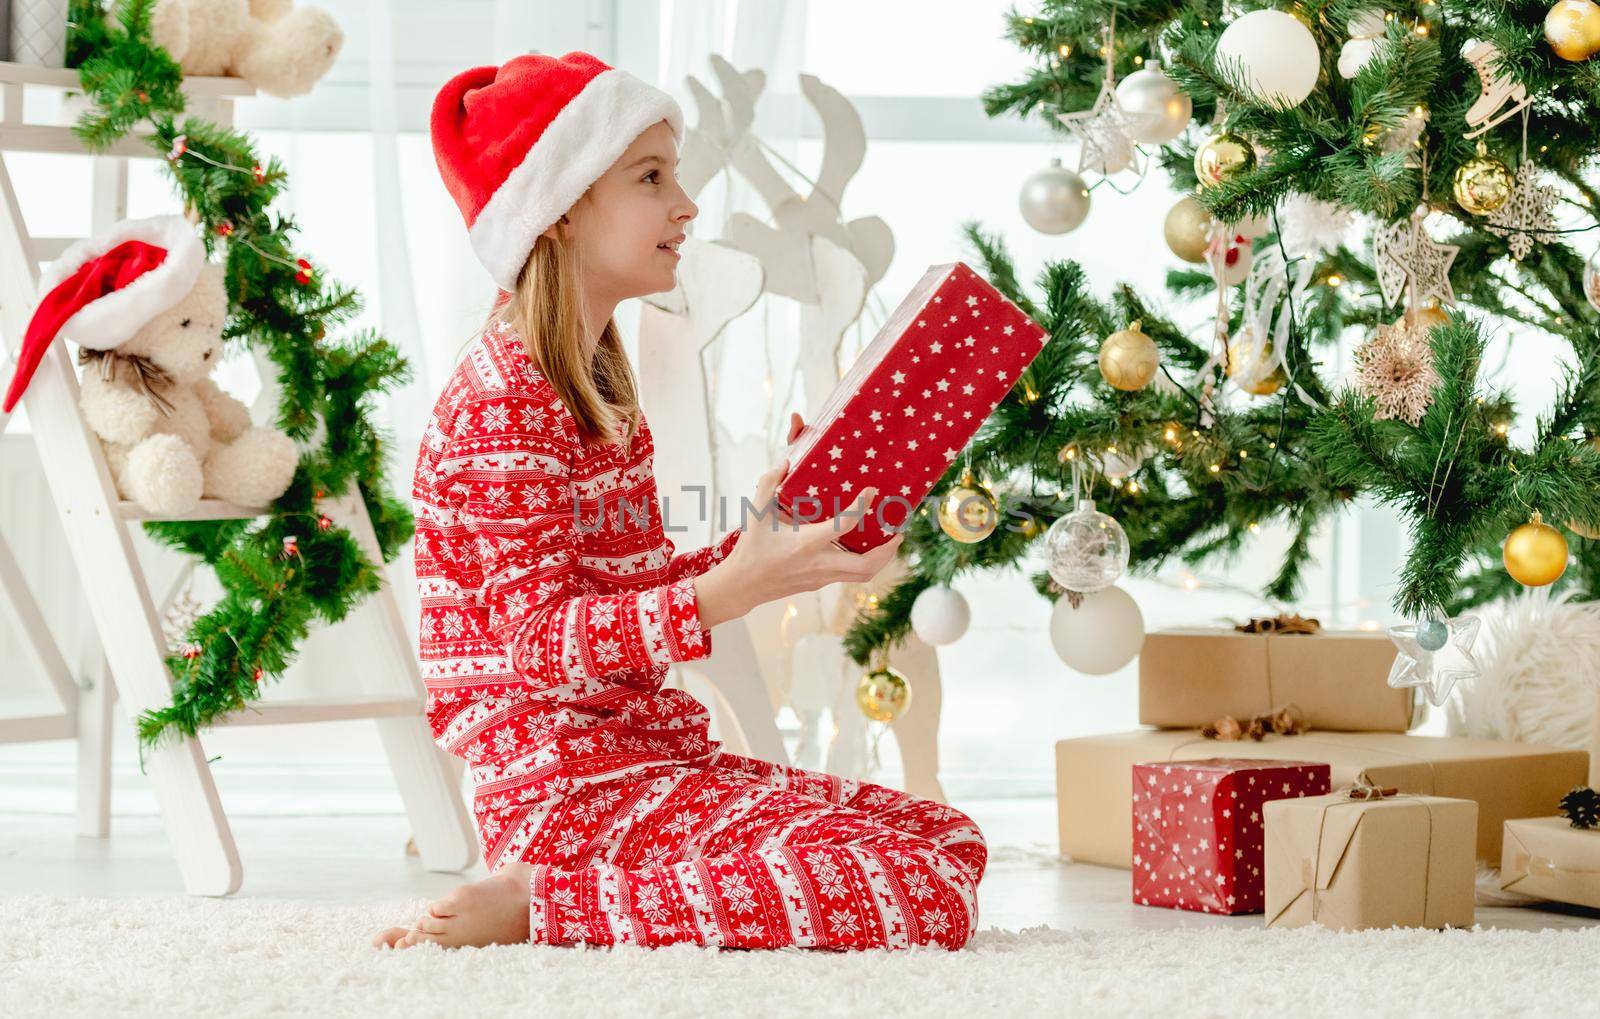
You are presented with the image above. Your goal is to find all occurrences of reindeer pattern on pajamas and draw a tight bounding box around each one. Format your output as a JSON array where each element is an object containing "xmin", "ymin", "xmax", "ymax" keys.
[{"xmin": 413, "ymin": 321, "xmax": 986, "ymax": 949}]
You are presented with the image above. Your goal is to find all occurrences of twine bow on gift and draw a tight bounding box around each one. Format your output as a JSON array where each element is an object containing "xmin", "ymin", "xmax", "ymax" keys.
[
  {"xmin": 1234, "ymin": 613, "xmax": 1322, "ymax": 635},
  {"xmin": 77, "ymin": 347, "xmax": 176, "ymax": 416},
  {"xmin": 1339, "ymin": 779, "xmax": 1401, "ymax": 800}
]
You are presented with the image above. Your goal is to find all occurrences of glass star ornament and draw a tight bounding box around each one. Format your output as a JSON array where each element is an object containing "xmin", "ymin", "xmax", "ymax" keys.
[
  {"xmin": 1373, "ymin": 210, "xmax": 1460, "ymax": 309},
  {"xmin": 1485, "ymin": 163, "xmax": 1559, "ymax": 260},
  {"xmin": 1386, "ymin": 613, "xmax": 1481, "ymax": 707},
  {"xmin": 1057, "ymin": 83, "xmax": 1142, "ymax": 177}
]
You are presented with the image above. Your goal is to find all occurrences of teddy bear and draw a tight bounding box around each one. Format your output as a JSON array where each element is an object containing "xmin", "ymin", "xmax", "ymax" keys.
[
  {"xmin": 78, "ymin": 262, "xmax": 300, "ymax": 516},
  {"xmin": 149, "ymin": 0, "xmax": 343, "ymax": 99}
]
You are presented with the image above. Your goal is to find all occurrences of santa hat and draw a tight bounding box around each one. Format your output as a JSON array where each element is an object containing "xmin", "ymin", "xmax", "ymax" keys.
[
  {"xmin": 430, "ymin": 51, "xmax": 684, "ymax": 291},
  {"xmin": 3, "ymin": 215, "xmax": 203, "ymax": 413}
]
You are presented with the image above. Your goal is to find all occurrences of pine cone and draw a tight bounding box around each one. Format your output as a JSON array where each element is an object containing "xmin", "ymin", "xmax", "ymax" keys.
[
  {"xmin": 1270, "ymin": 704, "xmax": 1308, "ymax": 736},
  {"xmin": 1560, "ymin": 786, "xmax": 1600, "ymax": 830}
]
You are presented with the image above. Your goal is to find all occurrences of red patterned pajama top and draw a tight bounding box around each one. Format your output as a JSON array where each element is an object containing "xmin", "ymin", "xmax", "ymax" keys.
[{"xmin": 412, "ymin": 319, "xmax": 740, "ymax": 814}]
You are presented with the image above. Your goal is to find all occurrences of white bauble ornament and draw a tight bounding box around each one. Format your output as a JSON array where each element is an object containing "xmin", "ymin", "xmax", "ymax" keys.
[
  {"xmin": 910, "ymin": 585, "xmax": 971, "ymax": 646},
  {"xmin": 1019, "ymin": 159, "xmax": 1091, "ymax": 234},
  {"xmin": 1216, "ymin": 10, "xmax": 1321, "ymax": 109},
  {"xmin": 1044, "ymin": 499, "xmax": 1130, "ymax": 594},
  {"xmin": 1049, "ymin": 585, "xmax": 1146, "ymax": 675},
  {"xmin": 1114, "ymin": 60, "xmax": 1193, "ymax": 144},
  {"xmin": 1339, "ymin": 10, "xmax": 1388, "ymax": 79}
]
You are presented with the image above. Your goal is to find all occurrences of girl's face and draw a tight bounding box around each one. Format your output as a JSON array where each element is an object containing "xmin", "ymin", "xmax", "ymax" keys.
[{"xmin": 556, "ymin": 119, "xmax": 698, "ymax": 301}]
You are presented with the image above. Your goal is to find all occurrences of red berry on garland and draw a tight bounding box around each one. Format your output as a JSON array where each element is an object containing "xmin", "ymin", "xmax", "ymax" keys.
[
  {"xmin": 314, "ymin": 488, "xmax": 326, "ymax": 499},
  {"xmin": 253, "ymin": 667, "xmax": 264, "ymax": 684},
  {"xmin": 137, "ymin": 90, "xmax": 149, "ymax": 102},
  {"xmin": 282, "ymin": 535, "xmax": 299, "ymax": 557},
  {"xmin": 318, "ymin": 514, "xmax": 333, "ymax": 531},
  {"xmin": 216, "ymin": 221, "xmax": 234, "ymax": 237},
  {"xmin": 252, "ymin": 164, "xmax": 266, "ymax": 184},
  {"xmin": 295, "ymin": 258, "xmax": 314, "ymax": 286},
  {"xmin": 168, "ymin": 134, "xmax": 188, "ymax": 161},
  {"xmin": 181, "ymin": 643, "xmax": 202, "ymax": 660}
]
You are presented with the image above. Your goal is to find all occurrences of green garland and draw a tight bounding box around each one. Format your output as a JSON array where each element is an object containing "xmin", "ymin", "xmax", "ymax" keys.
[
  {"xmin": 844, "ymin": 0, "xmax": 1600, "ymax": 665},
  {"xmin": 66, "ymin": 0, "xmax": 414, "ymax": 748}
]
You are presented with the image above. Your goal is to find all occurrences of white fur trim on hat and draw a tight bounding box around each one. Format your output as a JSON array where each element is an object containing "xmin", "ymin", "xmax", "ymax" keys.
[
  {"xmin": 467, "ymin": 69, "xmax": 684, "ymax": 291},
  {"xmin": 40, "ymin": 214, "xmax": 205, "ymax": 351}
]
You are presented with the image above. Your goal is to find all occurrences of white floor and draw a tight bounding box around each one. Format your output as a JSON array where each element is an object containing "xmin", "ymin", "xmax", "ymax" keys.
[{"xmin": 3, "ymin": 798, "xmax": 1597, "ymax": 934}]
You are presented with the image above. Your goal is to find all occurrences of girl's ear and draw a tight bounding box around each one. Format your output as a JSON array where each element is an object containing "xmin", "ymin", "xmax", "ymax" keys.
[{"xmin": 542, "ymin": 212, "xmax": 573, "ymax": 242}]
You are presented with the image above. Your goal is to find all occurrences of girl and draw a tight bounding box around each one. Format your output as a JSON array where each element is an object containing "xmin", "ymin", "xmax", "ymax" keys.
[{"xmin": 373, "ymin": 52, "xmax": 987, "ymax": 952}]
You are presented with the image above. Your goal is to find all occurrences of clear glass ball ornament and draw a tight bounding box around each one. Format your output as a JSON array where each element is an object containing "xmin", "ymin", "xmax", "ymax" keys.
[{"xmin": 1043, "ymin": 499, "xmax": 1130, "ymax": 594}]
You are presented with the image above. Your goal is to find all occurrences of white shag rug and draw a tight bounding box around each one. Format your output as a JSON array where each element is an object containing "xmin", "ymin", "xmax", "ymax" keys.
[{"xmin": 5, "ymin": 896, "xmax": 1600, "ymax": 1019}]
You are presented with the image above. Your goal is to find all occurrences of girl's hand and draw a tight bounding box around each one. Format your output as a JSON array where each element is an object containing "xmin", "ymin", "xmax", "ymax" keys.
[
  {"xmin": 693, "ymin": 456, "xmax": 903, "ymax": 629},
  {"xmin": 786, "ymin": 412, "xmax": 807, "ymax": 444}
]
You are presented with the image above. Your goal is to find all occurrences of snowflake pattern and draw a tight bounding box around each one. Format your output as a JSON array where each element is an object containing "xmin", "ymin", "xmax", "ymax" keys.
[
  {"xmin": 416, "ymin": 322, "xmax": 987, "ymax": 950},
  {"xmin": 1351, "ymin": 317, "xmax": 1441, "ymax": 426},
  {"xmin": 1485, "ymin": 163, "xmax": 1558, "ymax": 261}
]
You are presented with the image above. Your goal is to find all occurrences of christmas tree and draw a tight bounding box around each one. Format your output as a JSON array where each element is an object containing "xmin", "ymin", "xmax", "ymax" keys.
[{"xmin": 844, "ymin": 0, "xmax": 1600, "ymax": 680}]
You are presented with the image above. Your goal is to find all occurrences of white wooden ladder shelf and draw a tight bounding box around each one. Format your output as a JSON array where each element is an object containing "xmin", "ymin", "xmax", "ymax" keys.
[{"xmin": 0, "ymin": 62, "xmax": 475, "ymax": 895}]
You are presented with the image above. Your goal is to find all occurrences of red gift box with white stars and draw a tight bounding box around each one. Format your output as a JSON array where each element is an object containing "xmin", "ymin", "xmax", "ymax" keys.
[
  {"xmin": 775, "ymin": 262, "xmax": 1048, "ymax": 553},
  {"xmin": 1131, "ymin": 758, "xmax": 1330, "ymax": 914}
]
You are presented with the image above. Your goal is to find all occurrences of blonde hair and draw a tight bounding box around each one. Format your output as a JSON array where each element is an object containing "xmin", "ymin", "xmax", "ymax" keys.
[{"xmin": 488, "ymin": 223, "xmax": 640, "ymax": 450}]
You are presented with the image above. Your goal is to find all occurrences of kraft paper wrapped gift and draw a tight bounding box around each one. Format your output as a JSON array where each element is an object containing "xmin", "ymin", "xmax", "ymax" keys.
[
  {"xmin": 1056, "ymin": 729, "xmax": 1589, "ymax": 868},
  {"xmin": 1138, "ymin": 628, "xmax": 1413, "ymax": 733},
  {"xmin": 1263, "ymin": 792, "xmax": 1477, "ymax": 930},
  {"xmin": 1500, "ymin": 816, "xmax": 1600, "ymax": 910}
]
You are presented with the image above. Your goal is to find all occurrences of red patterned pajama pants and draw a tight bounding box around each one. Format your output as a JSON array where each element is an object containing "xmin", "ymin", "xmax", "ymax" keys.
[{"xmin": 492, "ymin": 751, "xmax": 987, "ymax": 951}]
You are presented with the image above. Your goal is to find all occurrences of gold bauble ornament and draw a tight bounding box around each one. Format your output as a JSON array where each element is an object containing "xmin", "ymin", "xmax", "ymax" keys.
[
  {"xmin": 856, "ymin": 664, "xmax": 912, "ymax": 723},
  {"xmin": 937, "ymin": 468, "xmax": 1000, "ymax": 543},
  {"xmin": 1226, "ymin": 336, "xmax": 1287, "ymax": 396},
  {"xmin": 1164, "ymin": 196, "xmax": 1215, "ymax": 264},
  {"xmin": 1098, "ymin": 319, "xmax": 1161, "ymax": 391},
  {"xmin": 1503, "ymin": 511, "xmax": 1570, "ymax": 586},
  {"xmin": 1453, "ymin": 143, "xmax": 1515, "ymax": 215},
  {"xmin": 1194, "ymin": 132, "xmax": 1256, "ymax": 189},
  {"xmin": 1545, "ymin": 0, "xmax": 1600, "ymax": 61}
]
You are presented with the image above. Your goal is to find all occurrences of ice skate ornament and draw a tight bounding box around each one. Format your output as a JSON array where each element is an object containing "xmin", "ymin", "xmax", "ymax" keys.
[
  {"xmin": 1486, "ymin": 162, "xmax": 1560, "ymax": 260},
  {"xmin": 1373, "ymin": 209, "xmax": 1460, "ymax": 309},
  {"xmin": 1463, "ymin": 40, "xmax": 1532, "ymax": 140}
]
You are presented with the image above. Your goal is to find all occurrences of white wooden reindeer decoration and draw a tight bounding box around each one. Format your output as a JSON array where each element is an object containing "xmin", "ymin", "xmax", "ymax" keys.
[{"xmin": 637, "ymin": 57, "xmax": 947, "ymax": 801}]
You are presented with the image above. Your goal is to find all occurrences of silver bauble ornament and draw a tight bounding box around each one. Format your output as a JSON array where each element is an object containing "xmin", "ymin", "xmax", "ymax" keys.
[
  {"xmin": 1019, "ymin": 159, "xmax": 1091, "ymax": 235},
  {"xmin": 1044, "ymin": 499, "xmax": 1130, "ymax": 594},
  {"xmin": 1114, "ymin": 60, "xmax": 1192, "ymax": 144},
  {"xmin": 1585, "ymin": 249, "xmax": 1600, "ymax": 313},
  {"xmin": 910, "ymin": 585, "xmax": 971, "ymax": 646}
]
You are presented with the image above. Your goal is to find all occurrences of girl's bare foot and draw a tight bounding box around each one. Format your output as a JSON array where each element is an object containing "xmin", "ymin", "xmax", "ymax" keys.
[{"xmin": 371, "ymin": 863, "xmax": 535, "ymax": 950}]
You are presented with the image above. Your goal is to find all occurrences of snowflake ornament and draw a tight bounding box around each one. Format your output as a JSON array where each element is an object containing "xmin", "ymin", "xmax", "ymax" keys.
[
  {"xmin": 1373, "ymin": 211, "xmax": 1459, "ymax": 309},
  {"xmin": 1485, "ymin": 163, "xmax": 1559, "ymax": 260},
  {"xmin": 1278, "ymin": 193, "xmax": 1353, "ymax": 257},
  {"xmin": 1352, "ymin": 317, "xmax": 1441, "ymax": 425},
  {"xmin": 1057, "ymin": 83, "xmax": 1142, "ymax": 177}
]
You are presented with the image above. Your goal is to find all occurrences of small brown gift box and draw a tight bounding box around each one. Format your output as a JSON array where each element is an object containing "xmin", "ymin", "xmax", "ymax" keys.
[
  {"xmin": 1056, "ymin": 729, "xmax": 1589, "ymax": 868},
  {"xmin": 1264, "ymin": 792, "xmax": 1476, "ymax": 930},
  {"xmin": 1500, "ymin": 816, "xmax": 1600, "ymax": 910},
  {"xmin": 1138, "ymin": 628, "xmax": 1413, "ymax": 733}
]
